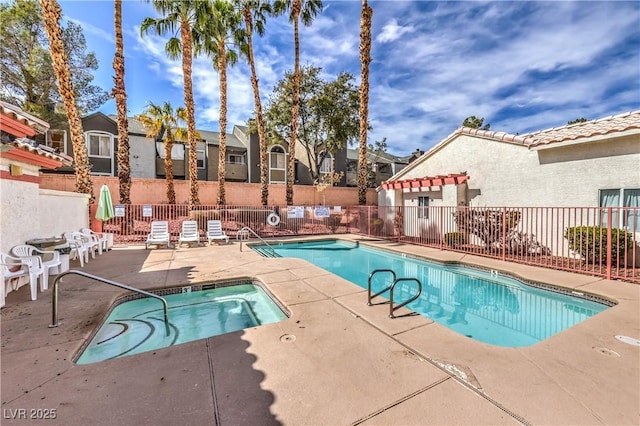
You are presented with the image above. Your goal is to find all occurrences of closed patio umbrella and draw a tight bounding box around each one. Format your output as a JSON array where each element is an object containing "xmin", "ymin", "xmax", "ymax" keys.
[{"xmin": 96, "ymin": 184, "xmax": 115, "ymax": 222}]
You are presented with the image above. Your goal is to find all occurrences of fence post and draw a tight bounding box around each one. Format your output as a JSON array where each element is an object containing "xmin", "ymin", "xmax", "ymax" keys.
[
  {"xmin": 439, "ymin": 206, "xmax": 444, "ymax": 250},
  {"xmin": 368, "ymin": 206, "xmax": 371, "ymax": 236},
  {"xmin": 502, "ymin": 207, "xmax": 507, "ymax": 262},
  {"xmin": 606, "ymin": 207, "xmax": 612, "ymax": 280}
]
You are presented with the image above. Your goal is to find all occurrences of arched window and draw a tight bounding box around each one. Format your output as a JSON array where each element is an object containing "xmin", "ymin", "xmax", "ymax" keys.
[{"xmin": 269, "ymin": 145, "xmax": 287, "ymax": 184}]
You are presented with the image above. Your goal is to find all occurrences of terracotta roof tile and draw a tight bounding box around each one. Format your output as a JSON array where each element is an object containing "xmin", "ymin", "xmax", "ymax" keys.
[
  {"xmin": 457, "ymin": 110, "xmax": 640, "ymax": 148},
  {"xmin": 522, "ymin": 110, "xmax": 640, "ymax": 147}
]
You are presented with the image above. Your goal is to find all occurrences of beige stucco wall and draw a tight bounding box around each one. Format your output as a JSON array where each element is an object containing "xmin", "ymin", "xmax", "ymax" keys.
[{"xmin": 381, "ymin": 133, "xmax": 640, "ymax": 207}]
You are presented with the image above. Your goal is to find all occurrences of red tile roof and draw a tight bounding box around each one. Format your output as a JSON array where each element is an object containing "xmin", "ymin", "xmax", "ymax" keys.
[
  {"xmin": 457, "ymin": 110, "xmax": 640, "ymax": 148},
  {"xmin": 521, "ymin": 110, "xmax": 640, "ymax": 147}
]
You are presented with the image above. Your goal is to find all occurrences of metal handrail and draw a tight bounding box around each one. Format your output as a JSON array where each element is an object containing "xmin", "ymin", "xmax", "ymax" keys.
[
  {"xmin": 238, "ymin": 226, "xmax": 278, "ymax": 257},
  {"xmin": 49, "ymin": 270, "xmax": 170, "ymax": 336},
  {"xmin": 367, "ymin": 269, "xmax": 396, "ymax": 306},
  {"xmin": 389, "ymin": 278, "xmax": 422, "ymax": 319}
]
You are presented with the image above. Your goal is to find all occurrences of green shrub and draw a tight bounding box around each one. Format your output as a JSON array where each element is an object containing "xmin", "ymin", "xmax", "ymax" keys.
[
  {"xmin": 327, "ymin": 213, "xmax": 342, "ymax": 233},
  {"xmin": 564, "ymin": 226, "xmax": 634, "ymax": 265},
  {"xmin": 444, "ymin": 232, "xmax": 466, "ymax": 247}
]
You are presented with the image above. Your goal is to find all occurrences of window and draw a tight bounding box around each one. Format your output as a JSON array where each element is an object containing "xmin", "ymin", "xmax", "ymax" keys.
[
  {"xmin": 197, "ymin": 150, "xmax": 205, "ymax": 169},
  {"xmin": 319, "ymin": 151, "xmax": 332, "ymax": 175},
  {"xmin": 269, "ymin": 145, "xmax": 286, "ymax": 184},
  {"xmin": 227, "ymin": 153, "xmax": 245, "ymax": 165},
  {"xmin": 600, "ymin": 188, "xmax": 640, "ymax": 231},
  {"xmin": 418, "ymin": 196, "xmax": 429, "ymax": 219},
  {"xmin": 46, "ymin": 130, "xmax": 67, "ymax": 154},
  {"xmin": 86, "ymin": 132, "xmax": 112, "ymax": 157}
]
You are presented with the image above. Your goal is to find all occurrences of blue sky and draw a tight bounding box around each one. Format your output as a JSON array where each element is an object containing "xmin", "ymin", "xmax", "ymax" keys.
[{"xmin": 59, "ymin": 0, "xmax": 640, "ymax": 156}]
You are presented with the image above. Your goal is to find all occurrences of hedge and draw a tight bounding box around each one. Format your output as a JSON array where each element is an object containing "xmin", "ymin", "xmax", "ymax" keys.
[{"xmin": 564, "ymin": 226, "xmax": 634, "ymax": 265}]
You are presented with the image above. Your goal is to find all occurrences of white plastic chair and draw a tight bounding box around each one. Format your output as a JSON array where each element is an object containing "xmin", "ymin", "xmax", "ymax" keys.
[
  {"xmin": 80, "ymin": 228, "xmax": 108, "ymax": 254},
  {"xmin": 206, "ymin": 220, "xmax": 229, "ymax": 245},
  {"xmin": 11, "ymin": 244, "xmax": 61, "ymax": 290},
  {"xmin": 2, "ymin": 252, "xmax": 29, "ymax": 301},
  {"xmin": 62, "ymin": 231, "xmax": 89, "ymax": 266},
  {"xmin": 74, "ymin": 231, "xmax": 99, "ymax": 259},
  {"xmin": 146, "ymin": 221, "xmax": 171, "ymax": 249},
  {"xmin": 1, "ymin": 253, "xmax": 44, "ymax": 300},
  {"xmin": 178, "ymin": 220, "xmax": 200, "ymax": 247}
]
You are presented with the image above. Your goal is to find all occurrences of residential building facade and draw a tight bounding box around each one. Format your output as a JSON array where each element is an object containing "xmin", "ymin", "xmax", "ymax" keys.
[
  {"xmin": 378, "ymin": 110, "xmax": 640, "ymax": 238},
  {"xmin": 44, "ymin": 113, "xmax": 410, "ymax": 189}
]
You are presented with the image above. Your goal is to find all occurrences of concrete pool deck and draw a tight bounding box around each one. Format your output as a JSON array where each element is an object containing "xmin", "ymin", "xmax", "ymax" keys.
[{"xmin": 2, "ymin": 235, "xmax": 639, "ymax": 425}]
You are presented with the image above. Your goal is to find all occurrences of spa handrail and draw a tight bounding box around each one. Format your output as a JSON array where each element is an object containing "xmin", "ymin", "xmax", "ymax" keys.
[
  {"xmin": 238, "ymin": 226, "xmax": 278, "ymax": 257},
  {"xmin": 49, "ymin": 270, "xmax": 170, "ymax": 336}
]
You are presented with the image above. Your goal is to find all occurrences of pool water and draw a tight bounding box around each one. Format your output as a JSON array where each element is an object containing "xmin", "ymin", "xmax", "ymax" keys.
[
  {"xmin": 76, "ymin": 284, "xmax": 287, "ymax": 364},
  {"xmin": 253, "ymin": 240, "xmax": 612, "ymax": 347}
]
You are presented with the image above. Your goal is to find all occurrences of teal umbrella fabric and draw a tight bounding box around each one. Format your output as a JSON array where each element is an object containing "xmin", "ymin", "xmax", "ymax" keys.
[{"xmin": 96, "ymin": 184, "xmax": 115, "ymax": 222}]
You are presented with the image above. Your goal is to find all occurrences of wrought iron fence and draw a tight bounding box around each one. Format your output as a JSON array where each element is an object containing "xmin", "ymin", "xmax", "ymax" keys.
[{"xmin": 100, "ymin": 204, "xmax": 638, "ymax": 283}]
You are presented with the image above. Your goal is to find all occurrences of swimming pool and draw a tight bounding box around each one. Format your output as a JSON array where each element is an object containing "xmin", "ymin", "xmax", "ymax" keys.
[
  {"xmin": 252, "ymin": 239, "xmax": 613, "ymax": 347},
  {"xmin": 76, "ymin": 281, "xmax": 288, "ymax": 364}
]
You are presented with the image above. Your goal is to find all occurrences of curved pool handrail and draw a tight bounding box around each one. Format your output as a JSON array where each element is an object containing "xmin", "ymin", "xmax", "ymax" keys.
[
  {"xmin": 389, "ymin": 277, "xmax": 422, "ymax": 319},
  {"xmin": 367, "ymin": 269, "xmax": 397, "ymax": 306},
  {"xmin": 49, "ymin": 270, "xmax": 170, "ymax": 336},
  {"xmin": 238, "ymin": 226, "xmax": 278, "ymax": 257}
]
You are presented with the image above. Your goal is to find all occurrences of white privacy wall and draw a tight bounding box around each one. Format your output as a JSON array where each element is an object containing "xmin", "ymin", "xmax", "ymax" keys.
[
  {"xmin": 1, "ymin": 163, "xmax": 89, "ymax": 304},
  {"xmin": 38, "ymin": 189, "xmax": 90, "ymax": 237}
]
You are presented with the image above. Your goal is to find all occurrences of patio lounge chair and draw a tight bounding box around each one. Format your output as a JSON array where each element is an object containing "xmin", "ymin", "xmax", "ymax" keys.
[
  {"xmin": 206, "ymin": 220, "xmax": 229, "ymax": 245},
  {"xmin": 1, "ymin": 253, "xmax": 44, "ymax": 301},
  {"xmin": 146, "ymin": 221, "xmax": 171, "ymax": 249},
  {"xmin": 178, "ymin": 220, "xmax": 200, "ymax": 247},
  {"xmin": 11, "ymin": 244, "xmax": 61, "ymax": 291}
]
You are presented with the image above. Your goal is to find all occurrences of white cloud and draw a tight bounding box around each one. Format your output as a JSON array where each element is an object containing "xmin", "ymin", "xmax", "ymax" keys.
[
  {"xmin": 376, "ymin": 19, "xmax": 416, "ymax": 44},
  {"xmin": 66, "ymin": 17, "xmax": 114, "ymax": 44}
]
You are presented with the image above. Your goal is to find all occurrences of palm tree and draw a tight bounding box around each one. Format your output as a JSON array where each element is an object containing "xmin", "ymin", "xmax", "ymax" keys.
[
  {"xmin": 358, "ymin": 0, "xmax": 372, "ymax": 205},
  {"xmin": 135, "ymin": 101, "xmax": 188, "ymax": 205},
  {"xmin": 193, "ymin": 0, "xmax": 241, "ymax": 206},
  {"xmin": 113, "ymin": 0, "xmax": 131, "ymax": 204},
  {"xmin": 141, "ymin": 0, "xmax": 200, "ymax": 207},
  {"xmin": 236, "ymin": 0, "xmax": 272, "ymax": 206},
  {"xmin": 39, "ymin": 0, "xmax": 93, "ymax": 199},
  {"xmin": 273, "ymin": 0, "xmax": 323, "ymax": 205}
]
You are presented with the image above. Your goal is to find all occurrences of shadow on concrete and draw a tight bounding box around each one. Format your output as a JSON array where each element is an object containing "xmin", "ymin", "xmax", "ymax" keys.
[{"xmin": 209, "ymin": 330, "xmax": 280, "ymax": 425}]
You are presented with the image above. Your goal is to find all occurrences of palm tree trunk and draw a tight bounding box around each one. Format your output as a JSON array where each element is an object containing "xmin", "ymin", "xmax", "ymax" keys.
[
  {"xmin": 243, "ymin": 9, "xmax": 269, "ymax": 206},
  {"xmin": 358, "ymin": 0, "xmax": 373, "ymax": 205},
  {"xmin": 164, "ymin": 133, "xmax": 176, "ymax": 204},
  {"xmin": 40, "ymin": 0, "xmax": 93, "ymax": 200},
  {"xmin": 113, "ymin": 0, "xmax": 131, "ymax": 204},
  {"xmin": 287, "ymin": 0, "xmax": 302, "ymax": 206},
  {"xmin": 217, "ymin": 44, "xmax": 228, "ymax": 206},
  {"xmin": 181, "ymin": 22, "xmax": 199, "ymax": 207}
]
